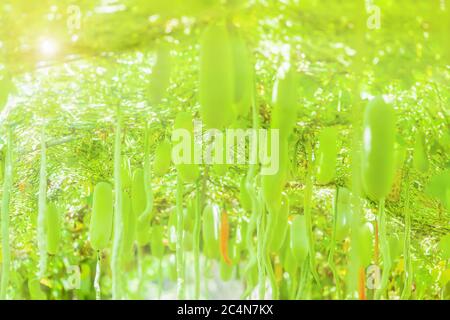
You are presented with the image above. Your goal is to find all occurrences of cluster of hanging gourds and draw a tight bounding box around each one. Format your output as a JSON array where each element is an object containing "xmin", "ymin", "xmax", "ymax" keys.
[{"xmin": 0, "ymin": 13, "xmax": 449, "ymax": 301}]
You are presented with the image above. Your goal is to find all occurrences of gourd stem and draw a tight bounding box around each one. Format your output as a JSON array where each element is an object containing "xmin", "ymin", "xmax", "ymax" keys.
[
  {"xmin": 111, "ymin": 106, "xmax": 123, "ymax": 300},
  {"xmin": 263, "ymin": 209, "xmax": 278, "ymax": 299},
  {"xmin": 256, "ymin": 193, "xmax": 266, "ymax": 299},
  {"xmin": 304, "ymin": 142, "xmax": 321, "ymax": 287},
  {"xmin": 193, "ymin": 178, "xmax": 202, "ymax": 299},
  {"xmin": 94, "ymin": 251, "xmax": 101, "ymax": 300},
  {"xmin": 176, "ymin": 174, "xmax": 185, "ymax": 299},
  {"xmin": 328, "ymin": 187, "xmax": 341, "ymax": 299},
  {"xmin": 296, "ymin": 258, "xmax": 310, "ymax": 299},
  {"xmin": 0, "ymin": 126, "xmax": 13, "ymax": 299},
  {"xmin": 37, "ymin": 127, "xmax": 47, "ymax": 278},
  {"xmin": 158, "ymin": 258, "xmax": 163, "ymax": 299},
  {"xmin": 401, "ymin": 173, "xmax": 412, "ymax": 300},
  {"xmin": 376, "ymin": 198, "xmax": 391, "ymax": 299}
]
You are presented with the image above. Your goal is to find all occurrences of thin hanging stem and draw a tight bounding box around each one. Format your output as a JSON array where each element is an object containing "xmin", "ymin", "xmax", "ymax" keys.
[
  {"xmin": 37, "ymin": 127, "xmax": 47, "ymax": 278},
  {"xmin": 94, "ymin": 251, "xmax": 101, "ymax": 300},
  {"xmin": 401, "ymin": 172, "xmax": 413, "ymax": 300},
  {"xmin": 111, "ymin": 106, "xmax": 123, "ymax": 300},
  {"xmin": 0, "ymin": 126, "xmax": 13, "ymax": 299},
  {"xmin": 176, "ymin": 174, "xmax": 185, "ymax": 299},
  {"xmin": 193, "ymin": 179, "xmax": 202, "ymax": 299},
  {"xmin": 328, "ymin": 187, "xmax": 341, "ymax": 299},
  {"xmin": 376, "ymin": 198, "xmax": 391, "ymax": 299}
]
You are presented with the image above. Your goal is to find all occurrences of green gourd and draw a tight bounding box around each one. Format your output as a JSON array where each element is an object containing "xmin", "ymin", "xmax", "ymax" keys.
[
  {"xmin": 199, "ymin": 23, "xmax": 235, "ymax": 129},
  {"xmin": 150, "ymin": 225, "xmax": 165, "ymax": 259},
  {"xmin": 439, "ymin": 234, "xmax": 450, "ymax": 260},
  {"xmin": 28, "ymin": 279, "xmax": 46, "ymax": 300},
  {"xmin": 388, "ymin": 233, "xmax": 404, "ymax": 264},
  {"xmin": 153, "ymin": 140, "xmax": 172, "ymax": 176},
  {"xmin": 121, "ymin": 156, "xmax": 132, "ymax": 190},
  {"xmin": 132, "ymin": 168, "xmax": 151, "ymax": 245},
  {"xmin": 89, "ymin": 182, "xmax": 113, "ymax": 251},
  {"xmin": 289, "ymin": 215, "xmax": 309, "ymax": 263},
  {"xmin": 335, "ymin": 187, "xmax": 351, "ymax": 241},
  {"xmin": 219, "ymin": 259, "xmax": 234, "ymax": 281},
  {"xmin": 413, "ymin": 131, "xmax": 429, "ymax": 173},
  {"xmin": 168, "ymin": 208, "xmax": 177, "ymax": 251},
  {"xmin": 361, "ymin": 96, "xmax": 396, "ymax": 201},
  {"xmin": 148, "ymin": 42, "xmax": 171, "ymax": 105},
  {"xmin": 261, "ymin": 139, "xmax": 289, "ymax": 213},
  {"xmin": 183, "ymin": 231, "xmax": 194, "ymax": 252},
  {"xmin": 173, "ymin": 112, "xmax": 200, "ymax": 183},
  {"xmin": 271, "ymin": 66, "xmax": 298, "ymax": 139},
  {"xmin": 45, "ymin": 202, "xmax": 61, "ymax": 255},
  {"xmin": 282, "ymin": 234, "xmax": 298, "ymax": 276},
  {"xmin": 121, "ymin": 191, "xmax": 136, "ymax": 260},
  {"xmin": 184, "ymin": 201, "xmax": 195, "ymax": 232},
  {"xmin": 230, "ymin": 26, "xmax": 252, "ymax": 117},
  {"xmin": 202, "ymin": 204, "xmax": 220, "ymax": 259},
  {"xmin": 269, "ymin": 193, "xmax": 289, "ymax": 253},
  {"xmin": 315, "ymin": 127, "xmax": 338, "ymax": 185},
  {"xmin": 354, "ymin": 222, "xmax": 373, "ymax": 267}
]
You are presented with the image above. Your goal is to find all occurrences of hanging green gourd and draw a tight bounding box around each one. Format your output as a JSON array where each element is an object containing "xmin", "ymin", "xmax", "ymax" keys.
[
  {"xmin": 271, "ymin": 65, "xmax": 298, "ymax": 140},
  {"xmin": 168, "ymin": 208, "xmax": 177, "ymax": 251},
  {"xmin": 202, "ymin": 204, "xmax": 220, "ymax": 259},
  {"xmin": 28, "ymin": 279, "xmax": 46, "ymax": 300},
  {"xmin": 173, "ymin": 112, "xmax": 200, "ymax": 183},
  {"xmin": 151, "ymin": 225, "xmax": 165, "ymax": 259},
  {"xmin": 229, "ymin": 25, "xmax": 252, "ymax": 118},
  {"xmin": 388, "ymin": 233, "xmax": 404, "ymax": 265},
  {"xmin": 132, "ymin": 168, "xmax": 150, "ymax": 246},
  {"xmin": 121, "ymin": 191, "xmax": 136, "ymax": 263},
  {"xmin": 269, "ymin": 193, "xmax": 289, "ymax": 253},
  {"xmin": 354, "ymin": 222, "xmax": 374, "ymax": 267},
  {"xmin": 89, "ymin": 182, "xmax": 113, "ymax": 251},
  {"xmin": 183, "ymin": 231, "xmax": 194, "ymax": 252},
  {"xmin": 199, "ymin": 23, "xmax": 235, "ymax": 129},
  {"xmin": 289, "ymin": 215, "xmax": 309, "ymax": 264},
  {"xmin": 153, "ymin": 140, "xmax": 172, "ymax": 176},
  {"xmin": 315, "ymin": 127, "xmax": 338, "ymax": 185},
  {"xmin": 121, "ymin": 156, "xmax": 132, "ymax": 191},
  {"xmin": 45, "ymin": 202, "xmax": 61, "ymax": 255},
  {"xmin": 413, "ymin": 131, "xmax": 429, "ymax": 173},
  {"xmin": 261, "ymin": 139, "xmax": 289, "ymax": 214},
  {"xmin": 148, "ymin": 41, "xmax": 171, "ymax": 105},
  {"xmin": 361, "ymin": 96, "xmax": 396, "ymax": 201},
  {"xmin": 335, "ymin": 187, "xmax": 351, "ymax": 242},
  {"xmin": 184, "ymin": 200, "xmax": 195, "ymax": 232},
  {"xmin": 219, "ymin": 258, "xmax": 234, "ymax": 282}
]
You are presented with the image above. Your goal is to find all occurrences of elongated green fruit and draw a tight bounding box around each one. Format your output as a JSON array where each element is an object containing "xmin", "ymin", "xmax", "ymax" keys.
[
  {"xmin": 413, "ymin": 131, "xmax": 429, "ymax": 173},
  {"xmin": 121, "ymin": 156, "xmax": 132, "ymax": 190},
  {"xmin": 230, "ymin": 26, "xmax": 252, "ymax": 117},
  {"xmin": 261, "ymin": 139, "xmax": 289, "ymax": 213},
  {"xmin": 271, "ymin": 66, "xmax": 297, "ymax": 139},
  {"xmin": 354, "ymin": 222, "xmax": 373, "ymax": 267},
  {"xmin": 281, "ymin": 232, "xmax": 298, "ymax": 276},
  {"xmin": 289, "ymin": 215, "xmax": 309, "ymax": 263},
  {"xmin": 361, "ymin": 96, "xmax": 396, "ymax": 201},
  {"xmin": 148, "ymin": 42, "xmax": 171, "ymax": 105},
  {"xmin": 200, "ymin": 23, "xmax": 235, "ymax": 129},
  {"xmin": 121, "ymin": 191, "xmax": 136, "ymax": 261},
  {"xmin": 335, "ymin": 187, "xmax": 351, "ymax": 241},
  {"xmin": 168, "ymin": 208, "xmax": 177, "ymax": 251},
  {"xmin": 315, "ymin": 127, "xmax": 338, "ymax": 185},
  {"xmin": 219, "ymin": 259, "xmax": 234, "ymax": 281},
  {"xmin": 269, "ymin": 193, "xmax": 289, "ymax": 252},
  {"xmin": 202, "ymin": 204, "xmax": 220, "ymax": 259},
  {"xmin": 89, "ymin": 182, "xmax": 113, "ymax": 251},
  {"xmin": 131, "ymin": 168, "xmax": 146, "ymax": 216},
  {"xmin": 28, "ymin": 279, "xmax": 46, "ymax": 300},
  {"xmin": 173, "ymin": 112, "xmax": 199, "ymax": 183},
  {"xmin": 45, "ymin": 202, "xmax": 61, "ymax": 255},
  {"xmin": 439, "ymin": 234, "xmax": 450, "ymax": 260},
  {"xmin": 153, "ymin": 140, "xmax": 172, "ymax": 176},
  {"xmin": 151, "ymin": 225, "xmax": 165, "ymax": 259}
]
